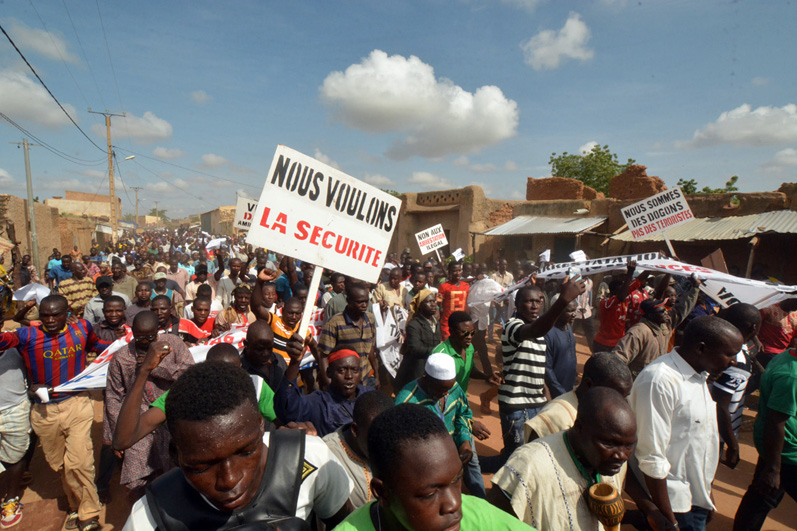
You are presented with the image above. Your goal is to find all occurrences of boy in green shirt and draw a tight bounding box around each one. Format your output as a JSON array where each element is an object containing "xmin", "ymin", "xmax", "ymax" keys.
[{"xmin": 334, "ymin": 403, "xmax": 532, "ymax": 531}]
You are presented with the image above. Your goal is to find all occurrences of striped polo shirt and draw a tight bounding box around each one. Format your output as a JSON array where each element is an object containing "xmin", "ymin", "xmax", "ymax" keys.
[
  {"xmin": 0, "ymin": 320, "xmax": 112, "ymax": 403},
  {"xmin": 318, "ymin": 308, "xmax": 375, "ymax": 358},
  {"xmin": 499, "ymin": 316, "xmax": 547, "ymax": 411}
]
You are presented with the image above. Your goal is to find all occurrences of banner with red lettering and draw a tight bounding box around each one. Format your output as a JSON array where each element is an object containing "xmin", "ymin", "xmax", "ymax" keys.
[
  {"xmin": 233, "ymin": 195, "xmax": 259, "ymax": 231},
  {"xmin": 246, "ymin": 146, "xmax": 402, "ymax": 283},
  {"xmin": 537, "ymin": 253, "xmax": 797, "ymax": 309},
  {"xmin": 620, "ymin": 187, "xmax": 694, "ymax": 240}
]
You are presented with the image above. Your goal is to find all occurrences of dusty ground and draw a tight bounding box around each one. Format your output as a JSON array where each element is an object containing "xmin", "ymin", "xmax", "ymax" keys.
[{"xmin": 7, "ymin": 333, "xmax": 797, "ymax": 530}]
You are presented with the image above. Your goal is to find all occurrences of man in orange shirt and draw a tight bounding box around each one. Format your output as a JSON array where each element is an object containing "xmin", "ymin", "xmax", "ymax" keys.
[{"xmin": 438, "ymin": 262, "xmax": 469, "ymax": 340}]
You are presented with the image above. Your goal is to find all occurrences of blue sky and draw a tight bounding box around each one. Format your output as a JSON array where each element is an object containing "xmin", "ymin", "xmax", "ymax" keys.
[{"xmin": 1, "ymin": 0, "xmax": 795, "ymax": 219}]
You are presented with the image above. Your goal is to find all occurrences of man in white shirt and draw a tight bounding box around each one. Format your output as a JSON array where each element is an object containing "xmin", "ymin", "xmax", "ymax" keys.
[
  {"xmin": 629, "ymin": 316, "xmax": 742, "ymax": 531},
  {"xmin": 122, "ymin": 361, "xmax": 352, "ymax": 530}
]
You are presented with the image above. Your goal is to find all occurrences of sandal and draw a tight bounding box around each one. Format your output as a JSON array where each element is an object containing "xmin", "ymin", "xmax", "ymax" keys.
[
  {"xmin": 64, "ymin": 512, "xmax": 79, "ymax": 530},
  {"xmin": 79, "ymin": 517, "xmax": 101, "ymax": 531}
]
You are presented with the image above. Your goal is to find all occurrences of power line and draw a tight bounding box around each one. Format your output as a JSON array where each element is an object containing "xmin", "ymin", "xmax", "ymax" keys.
[
  {"xmin": 95, "ymin": 0, "xmax": 132, "ymax": 144},
  {"xmin": 130, "ymin": 158, "xmax": 213, "ymax": 208},
  {"xmin": 28, "ymin": 0, "xmax": 91, "ymax": 110},
  {"xmin": 62, "ymin": 0, "xmax": 107, "ymax": 111},
  {"xmin": 0, "ymin": 21, "xmax": 106, "ymax": 154},
  {"xmin": 0, "ymin": 111, "xmax": 106, "ymax": 166},
  {"xmin": 112, "ymin": 152, "xmax": 135, "ymax": 208},
  {"xmin": 112, "ymin": 146, "xmax": 261, "ymax": 190}
]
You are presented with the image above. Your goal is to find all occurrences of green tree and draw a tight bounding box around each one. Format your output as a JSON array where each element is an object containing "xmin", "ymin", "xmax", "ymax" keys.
[
  {"xmin": 148, "ymin": 207, "xmax": 169, "ymax": 220},
  {"xmin": 122, "ymin": 213, "xmax": 137, "ymax": 222},
  {"xmin": 678, "ymin": 175, "xmax": 739, "ymax": 194},
  {"xmin": 548, "ymin": 144, "xmax": 635, "ymax": 195}
]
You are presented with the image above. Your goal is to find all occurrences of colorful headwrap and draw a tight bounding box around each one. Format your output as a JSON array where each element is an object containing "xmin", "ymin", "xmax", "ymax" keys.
[{"xmin": 328, "ymin": 349, "xmax": 360, "ymax": 365}]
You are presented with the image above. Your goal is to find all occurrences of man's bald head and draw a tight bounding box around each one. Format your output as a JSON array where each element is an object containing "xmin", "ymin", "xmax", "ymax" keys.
[
  {"xmin": 246, "ymin": 320, "xmax": 274, "ymax": 343},
  {"xmin": 717, "ymin": 303, "xmax": 761, "ymax": 343},
  {"xmin": 132, "ymin": 310, "xmax": 159, "ymax": 333},
  {"xmin": 580, "ymin": 352, "xmax": 633, "ymax": 398},
  {"xmin": 681, "ymin": 316, "xmax": 743, "ymax": 375},
  {"xmin": 571, "ymin": 387, "xmax": 637, "ymax": 477}
]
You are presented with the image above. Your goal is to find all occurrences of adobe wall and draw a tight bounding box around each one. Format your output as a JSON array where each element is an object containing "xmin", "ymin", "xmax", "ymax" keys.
[
  {"xmin": 526, "ymin": 177, "xmax": 602, "ymax": 200},
  {"xmin": 0, "ymin": 194, "xmax": 62, "ymax": 273},
  {"xmin": 59, "ymin": 217, "xmax": 95, "ymax": 253},
  {"xmin": 45, "ymin": 198, "xmax": 113, "ymax": 219}
]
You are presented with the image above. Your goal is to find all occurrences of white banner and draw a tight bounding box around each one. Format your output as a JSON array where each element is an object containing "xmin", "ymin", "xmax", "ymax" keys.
[
  {"xmin": 373, "ymin": 303, "xmax": 408, "ymax": 378},
  {"xmin": 246, "ymin": 146, "xmax": 402, "ymax": 284},
  {"xmin": 233, "ymin": 196, "xmax": 259, "ymax": 231},
  {"xmin": 537, "ymin": 253, "xmax": 797, "ymax": 309},
  {"xmin": 415, "ymin": 224, "xmax": 448, "ymax": 255},
  {"xmin": 620, "ymin": 187, "xmax": 694, "ymax": 240}
]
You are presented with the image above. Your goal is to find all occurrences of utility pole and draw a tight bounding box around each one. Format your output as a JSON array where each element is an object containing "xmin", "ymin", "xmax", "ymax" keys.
[
  {"xmin": 154, "ymin": 201, "xmax": 160, "ymax": 222},
  {"xmin": 9, "ymin": 139, "xmax": 42, "ymax": 276},
  {"xmin": 131, "ymin": 186, "xmax": 143, "ymax": 226},
  {"xmin": 88, "ymin": 109, "xmax": 124, "ymax": 244}
]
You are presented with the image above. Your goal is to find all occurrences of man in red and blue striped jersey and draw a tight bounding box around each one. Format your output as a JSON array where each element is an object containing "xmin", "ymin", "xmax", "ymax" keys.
[{"xmin": 0, "ymin": 294, "xmax": 112, "ymax": 531}]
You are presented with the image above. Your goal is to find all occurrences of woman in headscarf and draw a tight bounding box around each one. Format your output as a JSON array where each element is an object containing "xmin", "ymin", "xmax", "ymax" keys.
[{"xmin": 394, "ymin": 289, "xmax": 441, "ymax": 390}]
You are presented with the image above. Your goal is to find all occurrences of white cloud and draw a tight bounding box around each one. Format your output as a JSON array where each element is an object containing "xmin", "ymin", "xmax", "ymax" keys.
[
  {"xmin": 752, "ymin": 77, "xmax": 771, "ymax": 87},
  {"xmin": 453, "ymin": 156, "xmax": 470, "ymax": 167},
  {"xmin": 190, "ymin": 90, "xmax": 211, "ymax": 105},
  {"xmin": 236, "ymin": 188, "xmax": 253, "ymax": 199},
  {"xmin": 313, "ymin": 149, "xmax": 341, "ymax": 170},
  {"xmin": 408, "ymin": 171, "xmax": 453, "ymax": 190},
  {"xmin": 91, "ymin": 111, "xmax": 173, "ymax": 145},
  {"xmin": 0, "ymin": 168, "xmax": 15, "ymax": 186},
  {"xmin": 762, "ymin": 148, "xmax": 797, "ymax": 173},
  {"xmin": 579, "ymin": 141, "xmax": 598, "ymax": 154},
  {"xmin": 153, "ymin": 146, "xmax": 186, "ymax": 159},
  {"xmin": 677, "ymin": 103, "xmax": 797, "ymax": 149},
  {"xmin": 5, "ymin": 19, "xmax": 79, "ymax": 63},
  {"xmin": 320, "ymin": 50, "xmax": 518, "ymax": 159},
  {"xmin": 509, "ymin": 190, "xmax": 525, "ymax": 200},
  {"xmin": 521, "ymin": 12, "xmax": 594, "ymax": 70},
  {"xmin": 500, "ymin": 0, "xmax": 543, "ymax": 13},
  {"xmin": 504, "ymin": 160, "xmax": 519, "ymax": 171},
  {"xmin": 470, "ymin": 181, "xmax": 494, "ymax": 196},
  {"xmin": 0, "ymin": 70, "xmax": 77, "ymax": 128},
  {"xmin": 81, "ymin": 170, "xmax": 106, "ymax": 179},
  {"xmin": 200, "ymin": 153, "xmax": 229, "ymax": 168},
  {"xmin": 145, "ymin": 178, "xmax": 191, "ymax": 194},
  {"xmin": 363, "ymin": 173, "xmax": 395, "ymax": 187}
]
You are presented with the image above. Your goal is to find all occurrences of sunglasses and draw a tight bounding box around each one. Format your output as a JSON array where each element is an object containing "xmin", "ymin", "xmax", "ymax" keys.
[{"xmin": 458, "ymin": 330, "xmax": 475, "ymax": 338}]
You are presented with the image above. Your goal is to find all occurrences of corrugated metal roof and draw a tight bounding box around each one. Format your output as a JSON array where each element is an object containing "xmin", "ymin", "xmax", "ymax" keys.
[
  {"xmin": 483, "ymin": 216, "xmax": 607, "ymax": 236},
  {"xmin": 612, "ymin": 210, "xmax": 797, "ymax": 242}
]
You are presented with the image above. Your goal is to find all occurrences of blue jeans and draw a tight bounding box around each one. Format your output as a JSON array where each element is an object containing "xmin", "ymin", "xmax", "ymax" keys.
[
  {"xmin": 675, "ymin": 506, "xmax": 711, "ymax": 531},
  {"xmin": 463, "ymin": 436, "xmax": 486, "ymax": 498},
  {"xmin": 500, "ymin": 406, "xmax": 544, "ymax": 458}
]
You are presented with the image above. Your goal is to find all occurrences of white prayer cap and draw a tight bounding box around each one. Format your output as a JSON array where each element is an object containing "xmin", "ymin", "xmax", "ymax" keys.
[{"xmin": 425, "ymin": 353, "xmax": 456, "ymax": 381}]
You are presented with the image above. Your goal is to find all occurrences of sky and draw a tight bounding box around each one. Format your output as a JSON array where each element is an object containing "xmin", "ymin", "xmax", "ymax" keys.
[{"xmin": 0, "ymin": 0, "xmax": 795, "ymax": 220}]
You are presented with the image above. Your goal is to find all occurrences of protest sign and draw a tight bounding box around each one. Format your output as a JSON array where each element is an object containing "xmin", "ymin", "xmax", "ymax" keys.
[
  {"xmin": 620, "ymin": 187, "xmax": 694, "ymax": 241},
  {"xmin": 233, "ymin": 196, "xmax": 259, "ymax": 231},
  {"xmin": 373, "ymin": 303, "xmax": 408, "ymax": 378},
  {"xmin": 246, "ymin": 145, "xmax": 402, "ymax": 284},
  {"xmin": 537, "ymin": 253, "xmax": 797, "ymax": 309},
  {"xmin": 415, "ymin": 224, "xmax": 448, "ymax": 255}
]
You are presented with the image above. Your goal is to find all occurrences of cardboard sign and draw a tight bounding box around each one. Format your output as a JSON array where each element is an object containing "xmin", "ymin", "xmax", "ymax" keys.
[
  {"xmin": 246, "ymin": 146, "xmax": 402, "ymax": 284},
  {"xmin": 415, "ymin": 224, "xmax": 448, "ymax": 255},
  {"xmin": 233, "ymin": 196, "xmax": 259, "ymax": 231},
  {"xmin": 620, "ymin": 187, "xmax": 694, "ymax": 240}
]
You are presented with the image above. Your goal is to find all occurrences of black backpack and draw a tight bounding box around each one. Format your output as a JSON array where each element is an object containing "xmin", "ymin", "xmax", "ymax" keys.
[{"xmin": 145, "ymin": 429, "xmax": 310, "ymax": 530}]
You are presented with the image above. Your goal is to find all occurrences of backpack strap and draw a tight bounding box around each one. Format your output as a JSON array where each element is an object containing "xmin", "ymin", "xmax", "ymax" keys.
[{"xmin": 259, "ymin": 429, "xmax": 305, "ymax": 516}]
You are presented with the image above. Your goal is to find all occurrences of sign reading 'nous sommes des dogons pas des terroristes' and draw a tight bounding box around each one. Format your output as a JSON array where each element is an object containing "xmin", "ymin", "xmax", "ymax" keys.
[
  {"xmin": 620, "ymin": 186, "xmax": 694, "ymax": 240},
  {"xmin": 246, "ymin": 145, "xmax": 402, "ymax": 284}
]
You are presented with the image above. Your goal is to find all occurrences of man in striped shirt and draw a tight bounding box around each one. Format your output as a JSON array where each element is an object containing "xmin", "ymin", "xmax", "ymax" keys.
[
  {"xmin": 498, "ymin": 277, "xmax": 585, "ymax": 460},
  {"xmin": 0, "ymin": 295, "xmax": 111, "ymax": 531},
  {"xmin": 58, "ymin": 262, "xmax": 98, "ymax": 318}
]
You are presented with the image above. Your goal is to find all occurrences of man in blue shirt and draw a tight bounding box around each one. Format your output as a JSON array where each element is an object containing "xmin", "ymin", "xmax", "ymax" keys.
[
  {"xmin": 48, "ymin": 254, "xmax": 73, "ymax": 289},
  {"xmin": 544, "ymin": 299, "xmax": 578, "ymax": 398}
]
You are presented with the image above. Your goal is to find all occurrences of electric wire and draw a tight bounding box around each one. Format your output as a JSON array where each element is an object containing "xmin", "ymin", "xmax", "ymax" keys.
[
  {"xmin": 27, "ymin": 0, "xmax": 91, "ymax": 111},
  {"xmin": 62, "ymin": 0, "xmax": 107, "ymax": 111},
  {"xmin": 0, "ymin": 111, "xmax": 106, "ymax": 167},
  {"xmin": 112, "ymin": 152, "xmax": 135, "ymax": 208},
  {"xmin": 95, "ymin": 0, "xmax": 133, "ymax": 144},
  {"xmin": 130, "ymin": 158, "xmax": 213, "ymax": 208},
  {"xmin": 0, "ymin": 21, "xmax": 106, "ymax": 154},
  {"xmin": 112, "ymin": 147, "xmax": 261, "ymax": 190}
]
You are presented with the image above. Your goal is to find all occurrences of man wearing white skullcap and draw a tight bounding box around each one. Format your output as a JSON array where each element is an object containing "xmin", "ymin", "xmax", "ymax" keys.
[{"xmin": 395, "ymin": 353, "xmax": 486, "ymax": 497}]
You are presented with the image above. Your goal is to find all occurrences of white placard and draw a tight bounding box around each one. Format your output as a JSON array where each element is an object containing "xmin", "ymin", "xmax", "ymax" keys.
[
  {"xmin": 233, "ymin": 196, "xmax": 259, "ymax": 231},
  {"xmin": 246, "ymin": 146, "xmax": 402, "ymax": 284},
  {"xmin": 620, "ymin": 187, "xmax": 694, "ymax": 240},
  {"xmin": 415, "ymin": 224, "xmax": 448, "ymax": 255}
]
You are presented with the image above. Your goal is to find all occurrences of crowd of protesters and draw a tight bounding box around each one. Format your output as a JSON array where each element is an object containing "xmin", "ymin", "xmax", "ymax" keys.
[{"xmin": 0, "ymin": 226, "xmax": 794, "ymax": 531}]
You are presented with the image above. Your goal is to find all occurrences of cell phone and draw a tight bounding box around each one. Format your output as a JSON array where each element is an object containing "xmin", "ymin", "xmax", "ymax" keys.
[{"xmin": 567, "ymin": 266, "xmax": 582, "ymax": 283}]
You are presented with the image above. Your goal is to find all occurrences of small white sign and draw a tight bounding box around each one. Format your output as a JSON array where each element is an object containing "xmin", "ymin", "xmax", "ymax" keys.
[
  {"xmin": 620, "ymin": 187, "xmax": 694, "ymax": 240},
  {"xmin": 539, "ymin": 249, "xmax": 551, "ymax": 263},
  {"xmin": 246, "ymin": 145, "xmax": 402, "ymax": 284},
  {"xmin": 233, "ymin": 196, "xmax": 259, "ymax": 231},
  {"xmin": 415, "ymin": 223, "xmax": 448, "ymax": 255}
]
